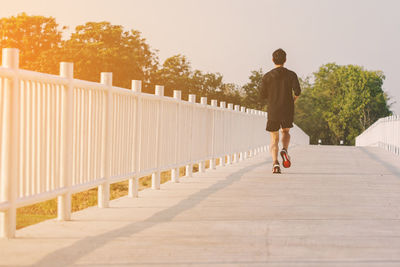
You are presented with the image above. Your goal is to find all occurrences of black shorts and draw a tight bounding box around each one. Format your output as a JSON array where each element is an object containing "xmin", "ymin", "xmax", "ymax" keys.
[{"xmin": 266, "ymin": 120, "xmax": 293, "ymax": 132}]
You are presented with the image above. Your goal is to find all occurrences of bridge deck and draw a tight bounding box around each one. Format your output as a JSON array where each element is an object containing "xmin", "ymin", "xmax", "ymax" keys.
[{"xmin": 2, "ymin": 146, "xmax": 400, "ymax": 266}]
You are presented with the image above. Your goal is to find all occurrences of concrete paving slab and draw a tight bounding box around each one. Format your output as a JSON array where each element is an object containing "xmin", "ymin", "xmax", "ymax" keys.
[{"xmin": 1, "ymin": 145, "xmax": 400, "ymax": 266}]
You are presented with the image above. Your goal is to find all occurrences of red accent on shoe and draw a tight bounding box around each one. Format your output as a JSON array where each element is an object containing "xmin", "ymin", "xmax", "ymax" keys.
[{"xmin": 280, "ymin": 150, "xmax": 291, "ymax": 168}]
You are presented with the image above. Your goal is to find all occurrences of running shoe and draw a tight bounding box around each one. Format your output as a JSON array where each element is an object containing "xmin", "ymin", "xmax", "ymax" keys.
[
  {"xmin": 280, "ymin": 148, "xmax": 291, "ymax": 168},
  {"xmin": 272, "ymin": 163, "xmax": 281, "ymax": 174}
]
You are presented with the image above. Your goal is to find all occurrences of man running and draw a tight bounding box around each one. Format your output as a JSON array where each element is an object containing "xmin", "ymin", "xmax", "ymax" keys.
[{"xmin": 259, "ymin": 48, "xmax": 301, "ymax": 174}]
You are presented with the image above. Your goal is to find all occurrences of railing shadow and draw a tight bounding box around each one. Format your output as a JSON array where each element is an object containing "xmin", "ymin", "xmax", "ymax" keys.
[
  {"xmin": 358, "ymin": 146, "xmax": 400, "ymax": 179},
  {"xmin": 31, "ymin": 159, "xmax": 268, "ymax": 267}
]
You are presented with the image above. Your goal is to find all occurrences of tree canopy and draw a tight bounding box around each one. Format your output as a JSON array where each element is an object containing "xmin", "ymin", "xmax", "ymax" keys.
[
  {"xmin": 242, "ymin": 69, "xmax": 265, "ymax": 111},
  {"xmin": 295, "ymin": 63, "xmax": 391, "ymax": 145},
  {"xmin": 151, "ymin": 54, "xmax": 242, "ymax": 103},
  {"xmin": 0, "ymin": 14, "xmax": 243, "ymax": 104},
  {"xmin": 36, "ymin": 21, "xmax": 158, "ymax": 89},
  {"xmin": 0, "ymin": 13, "xmax": 63, "ymax": 70}
]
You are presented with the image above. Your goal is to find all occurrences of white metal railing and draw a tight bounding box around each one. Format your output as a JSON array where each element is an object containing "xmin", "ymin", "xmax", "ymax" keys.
[
  {"xmin": 355, "ymin": 115, "xmax": 400, "ymax": 155},
  {"xmin": 0, "ymin": 48, "xmax": 309, "ymax": 238}
]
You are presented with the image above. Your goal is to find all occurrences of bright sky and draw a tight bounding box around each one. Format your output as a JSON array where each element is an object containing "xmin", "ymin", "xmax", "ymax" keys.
[{"xmin": 2, "ymin": 0, "xmax": 400, "ymax": 113}]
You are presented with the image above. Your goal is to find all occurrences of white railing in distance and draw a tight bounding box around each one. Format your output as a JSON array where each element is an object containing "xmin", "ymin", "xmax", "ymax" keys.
[{"xmin": 355, "ymin": 115, "xmax": 400, "ymax": 155}]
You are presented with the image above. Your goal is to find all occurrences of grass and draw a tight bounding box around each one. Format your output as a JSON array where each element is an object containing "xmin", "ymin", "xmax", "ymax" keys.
[{"xmin": 16, "ymin": 164, "xmax": 198, "ymax": 229}]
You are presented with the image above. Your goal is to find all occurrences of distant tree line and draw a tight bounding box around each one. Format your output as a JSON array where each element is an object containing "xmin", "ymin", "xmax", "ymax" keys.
[
  {"xmin": 0, "ymin": 13, "xmax": 243, "ymax": 104},
  {"xmin": 0, "ymin": 13, "xmax": 392, "ymax": 144}
]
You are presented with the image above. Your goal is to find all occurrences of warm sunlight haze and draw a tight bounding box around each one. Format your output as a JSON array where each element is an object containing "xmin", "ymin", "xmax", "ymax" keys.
[{"xmin": 1, "ymin": 0, "xmax": 400, "ymax": 112}]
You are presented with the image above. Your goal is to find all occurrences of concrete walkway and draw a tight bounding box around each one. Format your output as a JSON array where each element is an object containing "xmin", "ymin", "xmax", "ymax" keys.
[{"xmin": 1, "ymin": 145, "xmax": 400, "ymax": 266}]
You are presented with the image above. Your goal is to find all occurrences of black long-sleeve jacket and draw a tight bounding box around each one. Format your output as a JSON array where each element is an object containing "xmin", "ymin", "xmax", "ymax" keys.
[{"xmin": 259, "ymin": 67, "xmax": 301, "ymax": 121}]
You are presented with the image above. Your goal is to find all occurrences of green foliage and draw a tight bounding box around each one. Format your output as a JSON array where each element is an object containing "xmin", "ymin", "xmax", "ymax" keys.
[
  {"xmin": 242, "ymin": 69, "xmax": 266, "ymax": 110},
  {"xmin": 191, "ymin": 70, "xmax": 224, "ymax": 99},
  {"xmin": 294, "ymin": 77, "xmax": 335, "ymax": 144},
  {"xmin": 218, "ymin": 83, "xmax": 245, "ymax": 106},
  {"xmin": 0, "ymin": 13, "xmax": 63, "ymax": 70},
  {"xmin": 0, "ymin": 13, "xmax": 245, "ymax": 103},
  {"xmin": 153, "ymin": 54, "xmax": 243, "ymax": 104},
  {"xmin": 294, "ymin": 63, "xmax": 391, "ymax": 145},
  {"xmin": 40, "ymin": 21, "xmax": 158, "ymax": 89},
  {"xmin": 16, "ymin": 171, "xmax": 180, "ymax": 229},
  {"xmin": 152, "ymin": 54, "xmax": 192, "ymax": 96}
]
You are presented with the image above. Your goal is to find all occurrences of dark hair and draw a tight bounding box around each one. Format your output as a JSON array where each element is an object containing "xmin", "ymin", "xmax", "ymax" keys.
[{"xmin": 272, "ymin": 48, "xmax": 286, "ymax": 65}]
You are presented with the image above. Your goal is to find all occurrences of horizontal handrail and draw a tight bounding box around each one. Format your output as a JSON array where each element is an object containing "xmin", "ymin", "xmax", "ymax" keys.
[{"xmin": 355, "ymin": 115, "xmax": 400, "ymax": 155}]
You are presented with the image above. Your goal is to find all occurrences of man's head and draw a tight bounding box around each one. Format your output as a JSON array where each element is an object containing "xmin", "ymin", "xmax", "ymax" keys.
[{"xmin": 272, "ymin": 48, "xmax": 286, "ymax": 65}]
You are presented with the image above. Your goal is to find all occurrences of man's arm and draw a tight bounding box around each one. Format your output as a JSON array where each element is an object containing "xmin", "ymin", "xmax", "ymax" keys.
[
  {"xmin": 259, "ymin": 74, "xmax": 268, "ymax": 100},
  {"xmin": 292, "ymin": 72, "xmax": 301, "ymax": 102}
]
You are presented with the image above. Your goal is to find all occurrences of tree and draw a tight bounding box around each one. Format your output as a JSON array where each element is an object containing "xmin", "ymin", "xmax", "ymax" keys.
[
  {"xmin": 39, "ymin": 21, "xmax": 158, "ymax": 89},
  {"xmin": 191, "ymin": 70, "xmax": 226, "ymax": 102},
  {"xmin": 0, "ymin": 13, "xmax": 64, "ymax": 71},
  {"xmin": 242, "ymin": 69, "xmax": 265, "ymax": 110},
  {"xmin": 1, "ymin": 14, "xmax": 245, "ymax": 107},
  {"xmin": 295, "ymin": 63, "xmax": 391, "ymax": 145},
  {"xmin": 154, "ymin": 54, "xmax": 240, "ymax": 103},
  {"xmin": 294, "ymin": 77, "xmax": 335, "ymax": 144},
  {"xmin": 220, "ymin": 83, "xmax": 244, "ymax": 106},
  {"xmin": 153, "ymin": 54, "xmax": 192, "ymax": 97}
]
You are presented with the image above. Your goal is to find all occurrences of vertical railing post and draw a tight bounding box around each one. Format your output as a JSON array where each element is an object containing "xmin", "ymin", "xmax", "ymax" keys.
[
  {"xmin": 210, "ymin": 99, "xmax": 218, "ymax": 170},
  {"xmin": 129, "ymin": 80, "xmax": 141, "ymax": 198},
  {"xmin": 0, "ymin": 48, "xmax": 19, "ymax": 238},
  {"xmin": 233, "ymin": 105, "xmax": 240, "ymax": 163},
  {"xmin": 172, "ymin": 90, "xmax": 182, "ymax": 183},
  {"xmin": 240, "ymin": 106, "xmax": 246, "ymax": 161},
  {"xmin": 246, "ymin": 109, "xmax": 252, "ymax": 157},
  {"xmin": 99, "ymin": 72, "xmax": 113, "ymax": 208},
  {"xmin": 199, "ymin": 97, "xmax": 207, "ymax": 172},
  {"xmin": 227, "ymin": 103, "xmax": 234, "ymax": 164},
  {"xmin": 58, "ymin": 62, "xmax": 74, "ymax": 221},
  {"xmin": 249, "ymin": 109, "xmax": 254, "ymax": 157},
  {"xmin": 219, "ymin": 101, "xmax": 226, "ymax": 166},
  {"xmin": 186, "ymin": 94, "xmax": 196, "ymax": 177},
  {"xmin": 152, "ymin": 85, "xmax": 164, "ymax": 190},
  {"xmin": 252, "ymin": 110, "xmax": 257, "ymax": 156}
]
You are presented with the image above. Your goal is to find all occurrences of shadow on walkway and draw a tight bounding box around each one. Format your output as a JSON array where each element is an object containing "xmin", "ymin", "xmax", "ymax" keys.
[
  {"xmin": 31, "ymin": 159, "xmax": 268, "ymax": 267},
  {"xmin": 359, "ymin": 147, "xmax": 400, "ymax": 178}
]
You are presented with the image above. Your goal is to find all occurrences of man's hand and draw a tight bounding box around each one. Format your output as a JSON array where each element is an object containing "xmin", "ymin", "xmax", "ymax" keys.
[{"xmin": 294, "ymin": 95, "xmax": 299, "ymax": 103}]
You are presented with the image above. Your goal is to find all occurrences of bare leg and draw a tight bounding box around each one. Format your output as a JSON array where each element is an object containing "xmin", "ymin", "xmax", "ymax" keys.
[
  {"xmin": 281, "ymin": 128, "xmax": 291, "ymax": 150},
  {"xmin": 270, "ymin": 131, "xmax": 280, "ymax": 163}
]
